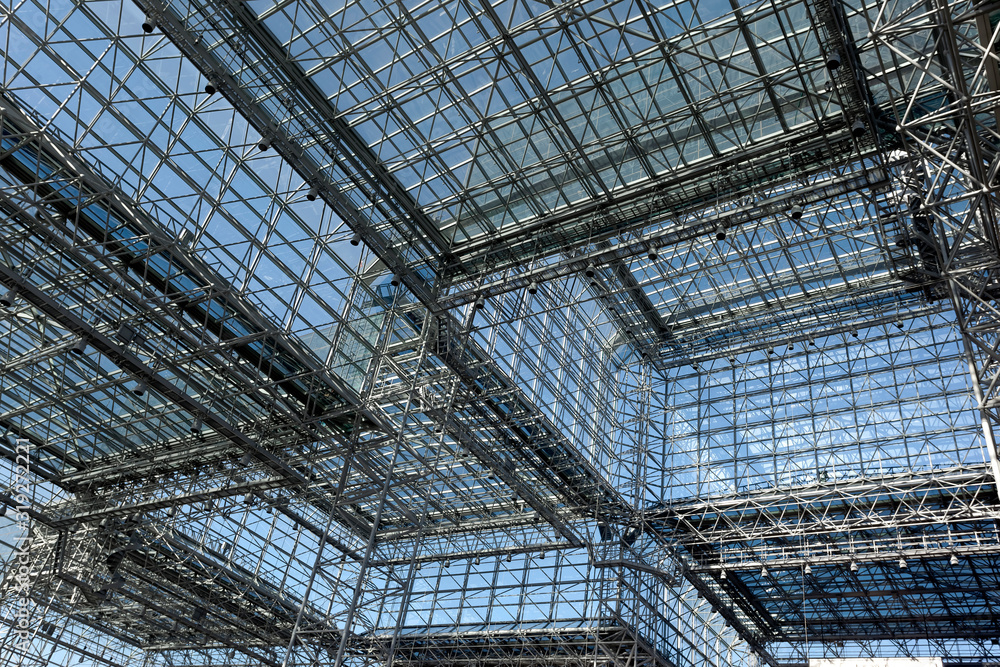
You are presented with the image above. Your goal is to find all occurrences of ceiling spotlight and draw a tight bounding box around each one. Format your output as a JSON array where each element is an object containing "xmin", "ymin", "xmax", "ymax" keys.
[
  {"xmin": 895, "ymin": 320, "xmax": 904, "ymax": 330},
  {"xmin": 444, "ymin": 560, "xmax": 450, "ymax": 568},
  {"xmin": 257, "ymin": 136, "xmax": 271, "ymax": 151},
  {"xmin": 306, "ymin": 185, "xmax": 319, "ymax": 201},
  {"xmin": 950, "ymin": 553, "xmax": 959, "ymax": 566},
  {"xmin": 728, "ymin": 356, "xmax": 737, "ymax": 365},
  {"xmin": 720, "ymin": 569, "xmax": 727, "ymax": 580},
  {"xmin": 240, "ymin": 452, "xmax": 252, "ymax": 466},
  {"xmin": 851, "ymin": 117, "xmax": 867, "ymax": 138},
  {"xmin": 761, "ymin": 566, "xmax": 769, "ymax": 577},
  {"xmin": 898, "ymin": 558, "xmax": 907, "ymax": 570},
  {"xmin": 243, "ymin": 493, "xmax": 254, "ymax": 505},
  {"xmin": 0, "ymin": 288, "xmax": 16, "ymax": 308},
  {"xmin": 142, "ymin": 15, "xmax": 156, "ymax": 33},
  {"xmin": 787, "ymin": 342, "xmax": 794, "ymax": 350},
  {"xmin": 826, "ymin": 51, "xmax": 842, "ymax": 70},
  {"xmin": 204, "ymin": 82, "xmax": 217, "ymax": 96},
  {"xmin": 585, "ymin": 264, "xmax": 596, "ymax": 278},
  {"xmin": 166, "ymin": 506, "xmax": 176, "ymax": 518},
  {"xmin": 804, "ymin": 564, "xmax": 812, "ymax": 575},
  {"xmin": 850, "ymin": 561, "xmax": 859, "ymax": 572},
  {"xmin": 528, "ymin": 281, "xmax": 538, "ymax": 295},
  {"xmin": 474, "ymin": 297, "xmax": 485, "ymax": 309},
  {"xmin": 715, "ymin": 227, "xmax": 726, "ymax": 241},
  {"xmin": 474, "ymin": 556, "xmax": 480, "ymax": 565},
  {"xmin": 808, "ymin": 337, "xmax": 817, "ymax": 347},
  {"xmin": 506, "ymin": 553, "xmax": 513, "ymax": 563},
  {"xmin": 69, "ymin": 335, "xmax": 88, "ymax": 356},
  {"xmin": 132, "ymin": 381, "xmax": 147, "ymax": 397},
  {"xmin": 190, "ymin": 416, "xmax": 203, "ymax": 434},
  {"xmin": 390, "ymin": 273, "xmax": 401, "ymax": 287},
  {"xmin": 350, "ymin": 232, "xmax": 361, "ymax": 246},
  {"xmin": 648, "ymin": 246, "xmax": 658, "ymax": 261},
  {"xmin": 767, "ymin": 346, "xmax": 775, "ymax": 355},
  {"xmin": 789, "ymin": 204, "xmax": 803, "ymax": 220},
  {"xmin": 851, "ymin": 329, "xmax": 859, "ymax": 338}
]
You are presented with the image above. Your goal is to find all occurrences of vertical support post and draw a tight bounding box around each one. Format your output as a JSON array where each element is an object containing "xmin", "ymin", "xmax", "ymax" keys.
[{"xmin": 872, "ymin": 0, "xmax": 1000, "ymax": 489}]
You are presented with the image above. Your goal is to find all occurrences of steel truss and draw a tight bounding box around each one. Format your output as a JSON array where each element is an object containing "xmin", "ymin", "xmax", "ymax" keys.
[{"xmin": 1, "ymin": 0, "xmax": 1000, "ymax": 666}]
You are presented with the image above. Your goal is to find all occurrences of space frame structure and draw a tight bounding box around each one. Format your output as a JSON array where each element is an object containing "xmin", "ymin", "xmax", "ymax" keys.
[{"xmin": 1, "ymin": 0, "xmax": 1000, "ymax": 665}]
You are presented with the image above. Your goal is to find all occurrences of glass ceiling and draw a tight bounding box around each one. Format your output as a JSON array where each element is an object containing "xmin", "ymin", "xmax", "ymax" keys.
[{"xmin": 1, "ymin": 0, "xmax": 999, "ymax": 665}]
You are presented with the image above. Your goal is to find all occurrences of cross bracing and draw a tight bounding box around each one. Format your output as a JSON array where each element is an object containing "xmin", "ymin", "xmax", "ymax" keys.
[{"xmin": 3, "ymin": 0, "xmax": 1000, "ymax": 665}]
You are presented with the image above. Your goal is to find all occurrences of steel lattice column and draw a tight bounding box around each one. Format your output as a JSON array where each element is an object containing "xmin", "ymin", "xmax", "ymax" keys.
[{"xmin": 872, "ymin": 0, "xmax": 1000, "ymax": 485}]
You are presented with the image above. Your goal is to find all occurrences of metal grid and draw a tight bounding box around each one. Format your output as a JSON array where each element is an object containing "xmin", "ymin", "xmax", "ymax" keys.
[{"xmin": 0, "ymin": 0, "xmax": 999, "ymax": 666}]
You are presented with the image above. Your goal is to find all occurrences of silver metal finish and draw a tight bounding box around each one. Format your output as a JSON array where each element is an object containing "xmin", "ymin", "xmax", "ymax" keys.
[{"xmin": 1, "ymin": 0, "xmax": 999, "ymax": 666}]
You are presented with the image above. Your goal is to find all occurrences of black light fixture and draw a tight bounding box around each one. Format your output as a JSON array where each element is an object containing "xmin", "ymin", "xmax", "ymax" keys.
[
  {"xmin": 585, "ymin": 263, "xmax": 596, "ymax": 278},
  {"xmin": 826, "ymin": 51, "xmax": 841, "ymax": 70},
  {"xmin": 474, "ymin": 297, "xmax": 485, "ymax": 309},
  {"xmin": 851, "ymin": 329, "xmax": 859, "ymax": 338},
  {"xmin": 789, "ymin": 204, "xmax": 803, "ymax": 220},
  {"xmin": 132, "ymin": 381, "xmax": 147, "ymax": 397},
  {"xmin": 243, "ymin": 493, "xmax": 254, "ymax": 505},
  {"xmin": 142, "ymin": 15, "xmax": 156, "ymax": 33},
  {"xmin": 528, "ymin": 281, "xmax": 538, "ymax": 295},
  {"xmin": 306, "ymin": 185, "xmax": 319, "ymax": 201},
  {"xmin": 444, "ymin": 559, "xmax": 451, "ymax": 568},
  {"xmin": 715, "ymin": 227, "xmax": 726, "ymax": 241},
  {"xmin": 390, "ymin": 273, "xmax": 401, "ymax": 287},
  {"xmin": 190, "ymin": 416, "xmax": 203, "ymax": 434},
  {"xmin": 767, "ymin": 346, "xmax": 775, "ymax": 355},
  {"xmin": 204, "ymin": 82, "xmax": 217, "ymax": 95},
  {"xmin": 506, "ymin": 553, "xmax": 513, "ymax": 563},
  {"xmin": 0, "ymin": 288, "xmax": 16, "ymax": 308},
  {"xmin": 240, "ymin": 452, "xmax": 252, "ymax": 466},
  {"xmin": 69, "ymin": 335, "xmax": 87, "ymax": 356},
  {"xmin": 851, "ymin": 117, "xmax": 867, "ymax": 138},
  {"xmin": 350, "ymin": 232, "xmax": 361, "ymax": 246},
  {"xmin": 257, "ymin": 136, "xmax": 271, "ymax": 152},
  {"xmin": 648, "ymin": 245, "xmax": 658, "ymax": 261},
  {"xmin": 895, "ymin": 320, "xmax": 904, "ymax": 330},
  {"xmin": 808, "ymin": 337, "xmax": 817, "ymax": 347}
]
